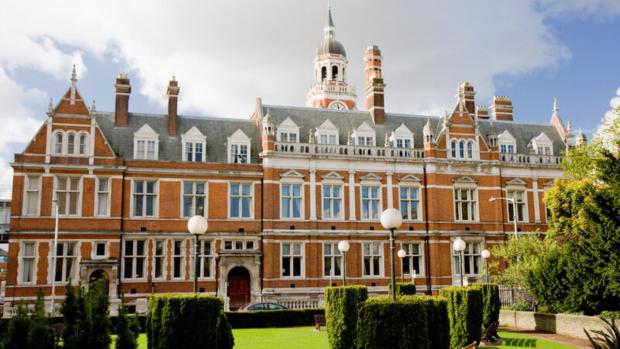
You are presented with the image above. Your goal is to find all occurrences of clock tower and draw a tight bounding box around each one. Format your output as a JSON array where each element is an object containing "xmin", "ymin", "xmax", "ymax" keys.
[{"xmin": 306, "ymin": 5, "xmax": 357, "ymax": 110}]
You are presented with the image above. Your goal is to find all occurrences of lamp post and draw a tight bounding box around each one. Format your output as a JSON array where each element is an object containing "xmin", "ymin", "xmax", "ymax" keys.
[
  {"xmin": 381, "ymin": 208, "xmax": 402, "ymax": 302},
  {"xmin": 489, "ymin": 196, "xmax": 518, "ymax": 238},
  {"xmin": 188, "ymin": 215, "xmax": 208, "ymax": 293},
  {"xmin": 453, "ymin": 237, "xmax": 466, "ymax": 287},
  {"xmin": 397, "ymin": 249, "xmax": 406, "ymax": 283},
  {"xmin": 337, "ymin": 240, "xmax": 350, "ymax": 286},
  {"xmin": 481, "ymin": 249, "xmax": 491, "ymax": 282},
  {"xmin": 49, "ymin": 198, "xmax": 59, "ymax": 315}
]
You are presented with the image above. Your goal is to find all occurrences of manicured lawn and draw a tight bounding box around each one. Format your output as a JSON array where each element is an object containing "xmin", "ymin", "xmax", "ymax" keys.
[{"xmin": 116, "ymin": 329, "xmax": 577, "ymax": 349}]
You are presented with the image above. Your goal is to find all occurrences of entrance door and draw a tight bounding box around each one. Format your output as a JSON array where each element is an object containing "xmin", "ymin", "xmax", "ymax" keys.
[
  {"xmin": 89, "ymin": 269, "xmax": 110, "ymax": 296},
  {"xmin": 227, "ymin": 267, "xmax": 251, "ymax": 309}
]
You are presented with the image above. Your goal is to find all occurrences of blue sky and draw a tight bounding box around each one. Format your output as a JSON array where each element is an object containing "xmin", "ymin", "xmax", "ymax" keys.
[{"xmin": 0, "ymin": 0, "xmax": 619, "ymax": 196}]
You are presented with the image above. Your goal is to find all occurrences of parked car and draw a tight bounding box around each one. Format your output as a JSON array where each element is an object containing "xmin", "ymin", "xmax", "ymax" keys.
[{"xmin": 241, "ymin": 302, "xmax": 288, "ymax": 311}]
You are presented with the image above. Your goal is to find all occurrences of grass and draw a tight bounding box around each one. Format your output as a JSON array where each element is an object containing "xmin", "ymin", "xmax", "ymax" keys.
[{"xmin": 115, "ymin": 329, "xmax": 577, "ymax": 349}]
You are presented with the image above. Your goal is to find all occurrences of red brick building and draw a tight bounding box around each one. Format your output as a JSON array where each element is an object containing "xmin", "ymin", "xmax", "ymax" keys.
[{"xmin": 4, "ymin": 8, "xmax": 576, "ymax": 312}]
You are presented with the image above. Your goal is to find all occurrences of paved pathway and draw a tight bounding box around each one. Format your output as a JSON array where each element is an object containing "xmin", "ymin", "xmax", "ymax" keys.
[{"xmin": 500, "ymin": 327, "xmax": 590, "ymax": 349}]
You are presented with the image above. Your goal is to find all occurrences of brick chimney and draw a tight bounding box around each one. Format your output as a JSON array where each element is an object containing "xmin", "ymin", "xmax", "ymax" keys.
[
  {"xmin": 458, "ymin": 81, "xmax": 476, "ymax": 114},
  {"xmin": 476, "ymin": 105, "xmax": 489, "ymax": 119},
  {"xmin": 114, "ymin": 74, "xmax": 131, "ymax": 127},
  {"xmin": 491, "ymin": 96, "xmax": 513, "ymax": 121},
  {"xmin": 167, "ymin": 77, "xmax": 180, "ymax": 137},
  {"xmin": 364, "ymin": 45, "xmax": 385, "ymax": 124}
]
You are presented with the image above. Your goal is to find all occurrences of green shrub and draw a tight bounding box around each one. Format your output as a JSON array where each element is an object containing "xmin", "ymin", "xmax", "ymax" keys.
[
  {"xmin": 600, "ymin": 311, "xmax": 620, "ymax": 320},
  {"xmin": 439, "ymin": 286, "xmax": 483, "ymax": 349},
  {"xmin": 28, "ymin": 289, "xmax": 54, "ymax": 349},
  {"xmin": 388, "ymin": 282, "xmax": 417, "ymax": 296},
  {"xmin": 473, "ymin": 283, "xmax": 500, "ymax": 328},
  {"xmin": 508, "ymin": 301, "xmax": 534, "ymax": 312},
  {"xmin": 4, "ymin": 303, "xmax": 29, "ymax": 349},
  {"xmin": 225, "ymin": 309, "xmax": 324, "ymax": 328},
  {"xmin": 417, "ymin": 296, "xmax": 450, "ymax": 349},
  {"xmin": 324, "ymin": 285, "xmax": 368, "ymax": 349},
  {"xmin": 115, "ymin": 294, "xmax": 137, "ymax": 349},
  {"xmin": 146, "ymin": 294, "xmax": 233, "ymax": 349},
  {"xmin": 88, "ymin": 280, "xmax": 111, "ymax": 349}
]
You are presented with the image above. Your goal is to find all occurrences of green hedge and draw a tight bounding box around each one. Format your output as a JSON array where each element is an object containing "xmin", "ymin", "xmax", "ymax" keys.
[
  {"xmin": 146, "ymin": 295, "xmax": 233, "ymax": 349},
  {"xmin": 473, "ymin": 283, "xmax": 500, "ymax": 328},
  {"xmin": 416, "ymin": 296, "xmax": 450, "ymax": 349},
  {"xmin": 388, "ymin": 282, "xmax": 417, "ymax": 296},
  {"xmin": 225, "ymin": 309, "xmax": 324, "ymax": 328},
  {"xmin": 439, "ymin": 286, "xmax": 483, "ymax": 349},
  {"xmin": 325, "ymin": 285, "xmax": 368, "ymax": 349}
]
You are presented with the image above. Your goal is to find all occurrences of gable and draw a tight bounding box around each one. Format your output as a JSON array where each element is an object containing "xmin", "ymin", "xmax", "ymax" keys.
[
  {"xmin": 532, "ymin": 132, "xmax": 552, "ymax": 144},
  {"xmin": 394, "ymin": 123, "xmax": 413, "ymax": 137},
  {"xmin": 228, "ymin": 129, "xmax": 250, "ymax": 142},
  {"xmin": 54, "ymin": 88, "xmax": 90, "ymax": 115},
  {"xmin": 134, "ymin": 123, "xmax": 159, "ymax": 138},
  {"xmin": 278, "ymin": 117, "xmax": 299, "ymax": 130},
  {"xmin": 23, "ymin": 123, "xmax": 48, "ymax": 155},
  {"xmin": 182, "ymin": 126, "xmax": 206, "ymax": 139},
  {"xmin": 94, "ymin": 125, "xmax": 116, "ymax": 158},
  {"xmin": 321, "ymin": 171, "xmax": 344, "ymax": 180},
  {"xmin": 355, "ymin": 121, "xmax": 376, "ymax": 134},
  {"xmin": 498, "ymin": 130, "xmax": 516, "ymax": 144},
  {"xmin": 453, "ymin": 176, "xmax": 478, "ymax": 185},
  {"xmin": 317, "ymin": 119, "xmax": 338, "ymax": 132},
  {"xmin": 359, "ymin": 173, "xmax": 382, "ymax": 182}
]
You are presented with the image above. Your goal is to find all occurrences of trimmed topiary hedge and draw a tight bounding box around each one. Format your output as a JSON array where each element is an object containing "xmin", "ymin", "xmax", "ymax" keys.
[
  {"xmin": 146, "ymin": 294, "xmax": 233, "ymax": 349},
  {"xmin": 388, "ymin": 282, "xmax": 417, "ymax": 296},
  {"xmin": 439, "ymin": 286, "xmax": 483, "ymax": 349},
  {"xmin": 473, "ymin": 283, "xmax": 500, "ymax": 328},
  {"xmin": 416, "ymin": 296, "xmax": 450, "ymax": 349},
  {"xmin": 325, "ymin": 285, "xmax": 368, "ymax": 349},
  {"xmin": 225, "ymin": 308, "xmax": 324, "ymax": 328}
]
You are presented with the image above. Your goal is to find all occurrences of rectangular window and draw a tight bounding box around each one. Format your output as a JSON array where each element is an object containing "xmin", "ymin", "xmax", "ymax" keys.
[
  {"xmin": 183, "ymin": 182, "xmax": 206, "ymax": 217},
  {"xmin": 93, "ymin": 242, "xmax": 107, "ymax": 258},
  {"xmin": 133, "ymin": 180, "xmax": 157, "ymax": 217},
  {"xmin": 56, "ymin": 177, "xmax": 80, "ymax": 216},
  {"xmin": 508, "ymin": 190, "xmax": 526, "ymax": 222},
  {"xmin": 281, "ymin": 242, "xmax": 303, "ymax": 277},
  {"xmin": 230, "ymin": 183, "xmax": 252, "ymax": 218},
  {"xmin": 198, "ymin": 240, "xmax": 213, "ymax": 278},
  {"xmin": 25, "ymin": 175, "xmax": 40, "ymax": 215},
  {"xmin": 222, "ymin": 240, "xmax": 255, "ymax": 251},
  {"xmin": 147, "ymin": 140, "xmax": 156, "ymax": 160},
  {"xmin": 136, "ymin": 140, "xmax": 157, "ymax": 160},
  {"xmin": 322, "ymin": 185, "xmax": 342, "ymax": 219},
  {"xmin": 153, "ymin": 240, "xmax": 166, "ymax": 279},
  {"xmin": 172, "ymin": 240, "xmax": 185, "ymax": 279},
  {"xmin": 20, "ymin": 242, "xmax": 36, "ymax": 283},
  {"xmin": 54, "ymin": 242, "xmax": 77, "ymax": 282},
  {"xmin": 454, "ymin": 188, "xmax": 476, "ymax": 221},
  {"xmin": 136, "ymin": 140, "xmax": 145, "ymax": 159},
  {"xmin": 453, "ymin": 241, "xmax": 481, "ymax": 276},
  {"xmin": 281, "ymin": 183, "xmax": 302, "ymax": 219},
  {"xmin": 357, "ymin": 136, "xmax": 374, "ymax": 146},
  {"xmin": 323, "ymin": 243, "xmax": 342, "ymax": 277},
  {"xmin": 361, "ymin": 186, "xmax": 380, "ymax": 220},
  {"xmin": 401, "ymin": 243, "xmax": 423, "ymax": 276},
  {"xmin": 400, "ymin": 187, "xmax": 420, "ymax": 220},
  {"xmin": 396, "ymin": 138, "xmax": 411, "ymax": 148},
  {"xmin": 185, "ymin": 142, "xmax": 204, "ymax": 162},
  {"xmin": 279, "ymin": 132, "xmax": 297, "ymax": 143},
  {"xmin": 96, "ymin": 177, "xmax": 109, "ymax": 216},
  {"xmin": 123, "ymin": 240, "xmax": 145, "ymax": 279},
  {"xmin": 363, "ymin": 242, "xmax": 382, "ymax": 276},
  {"xmin": 231, "ymin": 144, "xmax": 248, "ymax": 164}
]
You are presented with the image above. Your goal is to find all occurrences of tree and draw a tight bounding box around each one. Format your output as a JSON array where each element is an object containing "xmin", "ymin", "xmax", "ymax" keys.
[
  {"xmin": 62, "ymin": 282, "xmax": 89, "ymax": 349},
  {"xmin": 115, "ymin": 293, "xmax": 137, "ymax": 349},
  {"xmin": 27, "ymin": 289, "xmax": 55, "ymax": 349},
  {"xmin": 4, "ymin": 303, "xmax": 30, "ymax": 349},
  {"xmin": 86, "ymin": 280, "xmax": 111, "ymax": 349}
]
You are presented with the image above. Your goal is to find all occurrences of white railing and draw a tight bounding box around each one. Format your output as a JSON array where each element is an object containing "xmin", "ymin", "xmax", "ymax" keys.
[
  {"xmin": 269, "ymin": 298, "xmax": 320, "ymax": 309},
  {"xmin": 308, "ymin": 82, "xmax": 356, "ymax": 95},
  {"xmin": 274, "ymin": 143, "xmax": 425, "ymax": 160},
  {"xmin": 500, "ymin": 153, "xmax": 562, "ymax": 165}
]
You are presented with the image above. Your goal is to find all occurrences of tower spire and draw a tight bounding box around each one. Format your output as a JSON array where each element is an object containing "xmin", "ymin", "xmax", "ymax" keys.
[
  {"xmin": 324, "ymin": 3, "xmax": 335, "ymax": 39},
  {"xmin": 70, "ymin": 64, "xmax": 77, "ymax": 105}
]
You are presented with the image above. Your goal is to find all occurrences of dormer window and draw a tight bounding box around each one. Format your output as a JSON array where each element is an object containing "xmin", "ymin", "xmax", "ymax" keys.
[
  {"xmin": 315, "ymin": 119, "xmax": 339, "ymax": 144},
  {"xmin": 134, "ymin": 124, "xmax": 159, "ymax": 160},
  {"xmin": 391, "ymin": 124, "xmax": 414, "ymax": 148},
  {"xmin": 352, "ymin": 121, "xmax": 376, "ymax": 147},
  {"xmin": 450, "ymin": 138, "xmax": 478, "ymax": 160},
  {"xmin": 498, "ymin": 130, "xmax": 517, "ymax": 154},
  {"xmin": 357, "ymin": 136, "xmax": 374, "ymax": 146},
  {"xmin": 531, "ymin": 132, "xmax": 554, "ymax": 156},
  {"xmin": 228, "ymin": 129, "xmax": 251, "ymax": 164},
  {"xmin": 277, "ymin": 118, "xmax": 300, "ymax": 143},
  {"xmin": 182, "ymin": 126, "xmax": 207, "ymax": 162}
]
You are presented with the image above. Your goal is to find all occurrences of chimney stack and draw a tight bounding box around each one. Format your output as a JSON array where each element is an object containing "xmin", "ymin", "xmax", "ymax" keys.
[
  {"xmin": 114, "ymin": 74, "xmax": 131, "ymax": 127},
  {"xmin": 491, "ymin": 96, "xmax": 513, "ymax": 121},
  {"xmin": 364, "ymin": 45, "xmax": 385, "ymax": 124},
  {"xmin": 167, "ymin": 77, "xmax": 180, "ymax": 137},
  {"xmin": 476, "ymin": 105, "xmax": 489, "ymax": 119},
  {"xmin": 458, "ymin": 82, "xmax": 476, "ymax": 114}
]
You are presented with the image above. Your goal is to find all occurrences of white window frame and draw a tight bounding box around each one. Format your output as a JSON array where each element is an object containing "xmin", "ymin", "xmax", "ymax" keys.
[
  {"xmin": 54, "ymin": 176, "xmax": 82, "ymax": 217},
  {"xmin": 276, "ymin": 118, "xmax": 300, "ymax": 143},
  {"xmin": 390, "ymin": 124, "xmax": 414, "ymax": 148},
  {"xmin": 401, "ymin": 242, "xmax": 424, "ymax": 276},
  {"xmin": 449, "ymin": 138, "xmax": 478, "ymax": 160},
  {"xmin": 171, "ymin": 239, "xmax": 186, "ymax": 280},
  {"xmin": 399, "ymin": 185, "xmax": 421, "ymax": 221},
  {"xmin": 281, "ymin": 242, "xmax": 304, "ymax": 278},
  {"xmin": 531, "ymin": 132, "xmax": 554, "ymax": 156},
  {"xmin": 95, "ymin": 177, "xmax": 111, "ymax": 217},
  {"xmin": 498, "ymin": 130, "xmax": 517, "ymax": 154},
  {"xmin": 152, "ymin": 239, "xmax": 167, "ymax": 280},
  {"xmin": 78, "ymin": 132, "xmax": 89, "ymax": 155},
  {"xmin": 181, "ymin": 127, "xmax": 207, "ymax": 162},
  {"xmin": 122, "ymin": 239, "xmax": 146, "ymax": 281},
  {"xmin": 454, "ymin": 186, "xmax": 478, "ymax": 222},
  {"xmin": 23, "ymin": 175, "xmax": 41, "ymax": 216},
  {"xmin": 131, "ymin": 180, "xmax": 158, "ymax": 218},
  {"xmin": 228, "ymin": 182, "xmax": 254, "ymax": 219},
  {"xmin": 18, "ymin": 241, "xmax": 37, "ymax": 285},
  {"xmin": 196, "ymin": 239, "xmax": 215, "ymax": 280},
  {"xmin": 182, "ymin": 181, "xmax": 207, "ymax": 218},
  {"xmin": 280, "ymin": 182, "xmax": 304, "ymax": 220},
  {"xmin": 507, "ymin": 190, "xmax": 528, "ymax": 222},
  {"xmin": 222, "ymin": 240, "xmax": 256, "ymax": 251},
  {"xmin": 315, "ymin": 119, "xmax": 339, "ymax": 145},
  {"xmin": 51, "ymin": 241, "xmax": 79, "ymax": 283},
  {"xmin": 92, "ymin": 241, "xmax": 108, "ymax": 259},
  {"xmin": 360, "ymin": 183, "xmax": 382, "ymax": 221},
  {"xmin": 323, "ymin": 242, "xmax": 343, "ymax": 278},
  {"xmin": 352, "ymin": 121, "xmax": 376, "ymax": 147},
  {"xmin": 321, "ymin": 183, "xmax": 343, "ymax": 220},
  {"xmin": 133, "ymin": 124, "xmax": 159, "ymax": 160},
  {"xmin": 53, "ymin": 131, "xmax": 64, "ymax": 154},
  {"xmin": 362, "ymin": 242, "xmax": 384, "ymax": 277},
  {"xmin": 227, "ymin": 129, "xmax": 251, "ymax": 164},
  {"xmin": 452, "ymin": 239, "xmax": 483, "ymax": 279}
]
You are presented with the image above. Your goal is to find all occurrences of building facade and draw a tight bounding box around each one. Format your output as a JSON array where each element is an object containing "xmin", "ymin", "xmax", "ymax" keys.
[{"xmin": 4, "ymin": 8, "xmax": 575, "ymax": 312}]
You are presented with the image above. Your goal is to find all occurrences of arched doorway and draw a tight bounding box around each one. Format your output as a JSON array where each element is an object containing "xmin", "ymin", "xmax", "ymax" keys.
[
  {"xmin": 89, "ymin": 269, "xmax": 110, "ymax": 296},
  {"xmin": 227, "ymin": 267, "xmax": 251, "ymax": 309}
]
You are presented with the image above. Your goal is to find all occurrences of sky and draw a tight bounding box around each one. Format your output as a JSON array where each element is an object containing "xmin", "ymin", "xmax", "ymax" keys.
[{"xmin": 0, "ymin": 0, "xmax": 619, "ymax": 198}]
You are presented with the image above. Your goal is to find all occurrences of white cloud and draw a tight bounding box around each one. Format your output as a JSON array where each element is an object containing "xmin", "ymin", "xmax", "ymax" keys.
[{"xmin": 0, "ymin": 0, "xmax": 618, "ymax": 192}]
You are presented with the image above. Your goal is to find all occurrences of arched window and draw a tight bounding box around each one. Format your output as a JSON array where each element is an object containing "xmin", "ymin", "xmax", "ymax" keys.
[
  {"xmin": 459, "ymin": 141, "xmax": 465, "ymax": 158},
  {"xmin": 79, "ymin": 133, "xmax": 88, "ymax": 155},
  {"xmin": 54, "ymin": 132, "xmax": 63, "ymax": 154},
  {"xmin": 332, "ymin": 65, "xmax": 339, "ymax": 80},
  {"xmin": 451, "ymin": 140, "xmax": 457, "ymax": 158},
  {"xmin": 67, "ymin": 133, "xmax": 75, "ymax": 154},
  {"xmin": 321, "ymin": 67, "xmax": 327, "ymax": 81},
  {"xmin": 467, "ymin": 141, "xmax": 474, "ymax": 159}
]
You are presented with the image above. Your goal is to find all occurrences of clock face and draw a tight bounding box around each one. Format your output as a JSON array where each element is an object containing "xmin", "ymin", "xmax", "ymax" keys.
[{"xmin": 330, "ymin": 102, "xmax": 347, "ymax": 110}]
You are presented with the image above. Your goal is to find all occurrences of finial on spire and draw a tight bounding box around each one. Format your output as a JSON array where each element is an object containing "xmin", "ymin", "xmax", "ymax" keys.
[
  {"xmin": 90, "ymin": 100, "xmax": 96, "ymax": 113},
  {"xmin": 324, "ymin": 2, "xmax": 336, "ymax": 39},
  {"xmin": 553, "ymin": 97, "xmax": 559, "ymax": 114},
  {"xmin": 70, "ymin": 64, "xmax": 77, "ymax": 105},
  {"xmin": 47, "ymin": 98, "xmax": 54, "ymax": 115}
]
